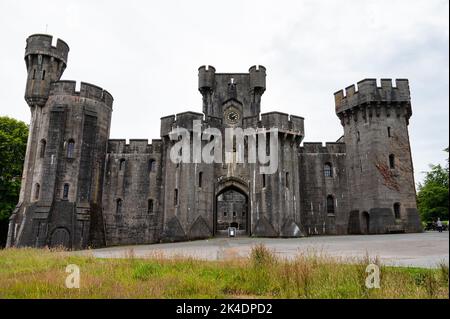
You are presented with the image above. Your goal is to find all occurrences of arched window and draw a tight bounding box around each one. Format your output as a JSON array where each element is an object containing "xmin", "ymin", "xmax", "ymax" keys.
[
  {"xmin": 148, "ymin": 159, "xmax": 155, "ymax": 172},
  {"xmin": 62, "ymin": 183, "xmax": 69, "ymax": 200},
  {"xmin": 119, "ymin": 158, "xmax": 126, "ymax": 171},
  {"xmin": 389, "ymin": 154, "xmax": 395, "ymax": 169},
  {"xmin": 387, "ymin": 127, "xmax": 392, "ymax": 137},
  {"xmin": 67, "ymin": 139, "xmax": 75, "ymax": 158},
  {"xmin": 394, "ymin": 202, "xmax": 401, "ymax": 219},
  {"xmin": 148, "ymin": 199, "xmax": 154, "ymax": 214},
  {"xmin": 326, "ymin": 195, "xmax": 335, "ymax": 215},
  {"xmin": 285, "ymin": 172, "xmax": 290, "ymax": 188},
  {"xmin": 116, "ymin": 198, "xmax": 123, "ymax": 214},
  {"xmin": 324, "ymin": 162, "xmax": 333, "ymax": 177},
  {"xmin": 198, "ymin": 172, "xmax": 203, "ymax": 188},
  {"xmin": 39, "ymin": 139, "xmax": 46, "ymax": 158},
  {"xmin": 34, "ymin": 183, "xmax": 40, "ymax": 200}
]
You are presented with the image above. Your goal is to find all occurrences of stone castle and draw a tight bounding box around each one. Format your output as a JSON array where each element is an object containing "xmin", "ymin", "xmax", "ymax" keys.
[{"xmin": 7, "ymin": 34, "xmax": 422, "ymax": 249}]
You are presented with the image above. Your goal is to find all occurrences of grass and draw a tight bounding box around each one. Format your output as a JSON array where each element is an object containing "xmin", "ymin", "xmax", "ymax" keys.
[{"xmin": 0, "ymin": 244, "xmax": 448, "ymax": 299}]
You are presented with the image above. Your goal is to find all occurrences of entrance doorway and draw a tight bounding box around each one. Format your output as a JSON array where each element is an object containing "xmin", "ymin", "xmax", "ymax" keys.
[{"xmin": 215, "ymin": 187, "xmax": 249, "ymax": 236}]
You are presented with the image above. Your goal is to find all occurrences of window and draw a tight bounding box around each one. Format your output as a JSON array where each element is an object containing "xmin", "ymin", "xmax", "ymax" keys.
[
  {"xmin": 198, "ymin": 172, "xmax": 203, "ymax": 188},
  {"xmin": 39, "ymin": 139, "xmax": 46, "ymax": 158},
  {"xmin": 394, "ymin": 203, "xmax": 401, "ymax": 219},
  {"xmin": 326, "ymin": 195, "xmax": 335, "ymax": 215},
  {"xmin": 119, "ymin": 158, "xmax": 126, "ymax": 171},
  {"xmin": 242, "ymin": 211, "xmax": 246, "ymax": 217},
  {"xmin": 32, "ymin": 69, "xmax": 36, "ymax": 80},
  {"xmin": 148, "ymin": 159, "xmax": 155, "ymax": 172},
  {"xmin": 389, "ymin": 154, "xmax": 395, "ymax": 169},
  {"xmin": 357, "ymin": 131, "xmax": 360, "ymax": 142},
  {"xmin": 285, "ymin": 172, "xmax": 289, "ymax": 188},
  {"xmin": 35, "ymin": 183, "xmax": 40, "ymax": 200},
  {"xmin": 324, "ymin": 163, "xmax": 333, "ymax": 177},
  {"xmin": 67, "ymin": 139, "xmax": 75, "ymax": 158},
  {"xmin": 262, "ymin": 174, "xmax": 266, "ymax": 188},
  {"xmin": 387, "ymin": 127, "xmax": 392, "ymax": 137},
  {"xmin": 62, "ymin": 183, "xmax": 69, "ymax": 200},
  {"xmin": 233, "ymin": 212, "xmax": 236, "ymax": 217},
  {"xmin": 148, "ymin": 199, "xmax": 154, "ymax": 214},
  {"xmin": 42, "ymin": 70, "xmax": 46, "ymax": 80},
  {"xmin": 224, "ymin": 211, "xmax": 227, "ymax": 217},
  {"xmin": 116, "ymin": 199, "xmax": 123, "ymax": 214},
  {"xmin": 174, "ymin": 189, "xmax": 178, "ymax": 206}
]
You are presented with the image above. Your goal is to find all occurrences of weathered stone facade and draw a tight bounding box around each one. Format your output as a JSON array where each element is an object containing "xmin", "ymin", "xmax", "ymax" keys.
[{"xmin": 7, "ymin": 34, "xmax": 422, "ymax": 249}]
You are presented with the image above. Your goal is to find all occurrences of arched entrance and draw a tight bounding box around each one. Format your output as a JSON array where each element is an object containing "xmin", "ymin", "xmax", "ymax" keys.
[{"xmin": 214, "ymin": 177, "xmax": 250, "ymax": 237}]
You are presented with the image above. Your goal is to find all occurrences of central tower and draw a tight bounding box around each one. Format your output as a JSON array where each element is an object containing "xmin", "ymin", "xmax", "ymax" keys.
[{"xmin": 198, "ymin": 65, "xmax": 266, "ymax": 124}]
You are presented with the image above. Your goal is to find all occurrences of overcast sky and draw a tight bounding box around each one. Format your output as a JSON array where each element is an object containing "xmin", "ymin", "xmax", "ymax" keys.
[{"xmin": 0, "ymin": 0, "xmax": 448, "ymax": 185}]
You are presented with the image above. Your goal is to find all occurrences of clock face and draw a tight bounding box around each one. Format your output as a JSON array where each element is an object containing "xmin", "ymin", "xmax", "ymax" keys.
[{"xmin": 225, "ymin": 109, "xmax": 240, "ymax": 124}]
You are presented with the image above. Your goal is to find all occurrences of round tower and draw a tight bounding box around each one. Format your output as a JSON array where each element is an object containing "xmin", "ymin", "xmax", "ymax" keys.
[
  {"xmin": 198, "ymin": 65, "xmax": 215, "ymax": 115},
  {"xmin": 335, "ymin": 79, "xmax": 421, "ymax": 234},
  {"xmin": 24, "ymin": 34, "xmax": 69, "ymax": 107}
]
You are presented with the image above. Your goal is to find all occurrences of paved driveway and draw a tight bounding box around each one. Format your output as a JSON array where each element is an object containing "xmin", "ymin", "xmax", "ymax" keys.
[{"xmin": 79, "ymin": 232, "xmax": 449, "ymax": 268}]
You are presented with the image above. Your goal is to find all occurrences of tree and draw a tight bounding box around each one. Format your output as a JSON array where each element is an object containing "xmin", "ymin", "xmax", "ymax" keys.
[
  {"xmin": 0, "ymin": 116, "xmax": 28, "ymax": 222},
  {"xmin": 417, "ymin": 148, "xmax": 449, "ymax": 222}
]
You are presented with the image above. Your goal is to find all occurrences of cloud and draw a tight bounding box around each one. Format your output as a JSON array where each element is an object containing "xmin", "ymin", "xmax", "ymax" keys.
[{"xmin": 0, "ymin": 0, "xmax": 448, "ymax": 184}]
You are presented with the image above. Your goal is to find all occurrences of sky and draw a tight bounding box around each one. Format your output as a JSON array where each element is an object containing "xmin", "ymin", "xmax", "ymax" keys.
[{"xmin": 0, "ymin": 0, "xmax": 448, "ymax": 185}]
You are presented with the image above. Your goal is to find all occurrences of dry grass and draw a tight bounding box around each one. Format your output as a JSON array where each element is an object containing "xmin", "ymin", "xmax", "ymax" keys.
[{"xmin": 0, "ymin": 245, "xmax": 448, "ymax": 299}]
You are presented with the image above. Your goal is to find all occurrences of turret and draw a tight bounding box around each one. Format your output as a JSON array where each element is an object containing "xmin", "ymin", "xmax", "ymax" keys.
[
  {"xmin": 198, "ymin": 65, "xmax": 216, "ymax": 114},
  {"xmin": 334, "ymin": 79, "xmax": 421, "ymax": 234},
  {"xmin": 24, "ymin": 34, "xmax": 69, "ymax": 107},
  {"xmin": 249, "ymin": 65, "xmax": 266, "ymax": 115}
]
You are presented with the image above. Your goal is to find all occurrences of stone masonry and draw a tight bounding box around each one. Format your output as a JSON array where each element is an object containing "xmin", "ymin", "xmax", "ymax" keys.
[{"xmin": 7, "ymin": 34, "xmax": 422, "ymax": 249}]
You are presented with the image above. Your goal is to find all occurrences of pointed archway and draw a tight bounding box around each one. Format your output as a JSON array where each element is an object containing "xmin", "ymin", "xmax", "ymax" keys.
[{"xmin": 214, "ymin": 177, "xmax": 250, "ymax": 237}]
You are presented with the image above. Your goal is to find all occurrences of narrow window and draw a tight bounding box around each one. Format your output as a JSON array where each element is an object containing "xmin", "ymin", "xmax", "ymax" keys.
[
  {"xmin": 67, "ymin": 139, "xmax": 75, "ymax": 158},
  {"xmin": 327, "ymin": 195, "xmax": 335, "ymax": 215},
  {"xmin": 357, "ymin": 131, "xmax": 360, "ymax": 142},
  {"xmin": 324, "ymin": 162, "xmax": 333, "ymax": 177},
  {"xmin": 387, "ymin": 127, "xmax": 391, "ymax": 137},
  {"xmin": 266, "ymin": 133, "xmax": 270, "ymax": 155},
  {"xmin": 233, "ymin": 212, "xmax": 236, "ymax": 217},
  {"xmin": 262, "ymin": 174, "xmax": 266, "ymax": 188},
  {"xmin": 285, "ymin": 172, "xmax": 289, "ymax": 188},
  {"xmin": 116, "ymin": 199, "xmax": 123, "ymax": 214},
  {"xmin": 32, "ymin": 69, "xmax": 36, "ymax": 80},
  {"xmin": 174, "ymin": 189, "xmax": 178, "ymax": 206},
  {"xmin": 389, "ymin": 154, "xmax": 395, "ymax": 169},
  {"xmin": 224, "ymin": 211, "xmax": 227, "ymax": 217},
  {"xmin": 39, "ymin": 139, "xmax": 46, "ymax": 158},
  {"xmin": 148, "ymin": 199, "xmax": 154, "ymax": 214},
  {"xmin": 119, "ymin": 158, "xmax": 126, "ymax": 171},
  {"xmin": 394, "ymin": 202, "xmax": 401, "ymax": 219},
  {"xmin": 62, "ymin": 183, "xmax": 69, "ymax": 199},
  {"xmin": 148, "ymin": 159, "xmax": 155, "ymax": 172},
  {"xmin": 42, "ymin": 70, "xmax": 46, "ymax": 80},
  {"xmin": 35, "ymin": 183, "xmax": 40, "ymax": 200},
  {"xmin": 242, "ymin": 211, "xmax": 246, "ymax": 217},
  {"xmin": 198, "ymin": 172, "xmax": 203, "ymax": 188}
]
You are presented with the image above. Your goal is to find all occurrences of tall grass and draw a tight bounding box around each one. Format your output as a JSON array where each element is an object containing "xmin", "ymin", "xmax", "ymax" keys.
[{"xmin": 0, "ymin": 246, "xmax": 447, "ymax": 299}]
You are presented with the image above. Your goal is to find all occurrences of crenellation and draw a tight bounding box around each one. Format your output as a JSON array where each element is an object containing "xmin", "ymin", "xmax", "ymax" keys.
[{"xmin": 8, "ymin": 34, "xmax": 421, "ymax": 250}]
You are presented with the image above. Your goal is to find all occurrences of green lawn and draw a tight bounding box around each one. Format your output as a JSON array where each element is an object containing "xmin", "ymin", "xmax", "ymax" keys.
[{"xmin": 0, "ymin": 245, "xmax": 448, "ymax": 299}]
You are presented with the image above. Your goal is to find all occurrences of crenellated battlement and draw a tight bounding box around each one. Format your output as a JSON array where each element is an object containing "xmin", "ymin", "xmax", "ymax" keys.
[
  {"xmin": 107, "ymin": 139, "xmax": 162, "ymax": 154},
  {"xmin": 334, "ymin": 79, "xmax": 410, "ymax": 114},
  {"xmin": 50, "ymin": 81, "xmax": 113, "ymax": 108},
  {"xmin": 25, "ymin": 34, "xmax": 69, "ymax": 66},
  {"xmin": 198, "ymin": 65, "xmax": 216, "ymax": 91},
  {"xmin": 160, "ymin": 111, "xmax": 205, "ymax": 136},
  {"xmin": 300, "ymin": 142, "xmax": 346, "ymax": 154},
  {"xmin": 260, "ymin": 112, "xmax": 304, "ymax": 137},
  {"xmin": 249, "ymin": 65, "xmax": 266, "ymax": 91}
]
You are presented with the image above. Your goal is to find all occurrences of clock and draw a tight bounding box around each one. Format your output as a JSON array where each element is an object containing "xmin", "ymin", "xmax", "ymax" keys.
[{"xmin": 224, "ymin": 108, "xmax": 241, "ymax": 124}]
